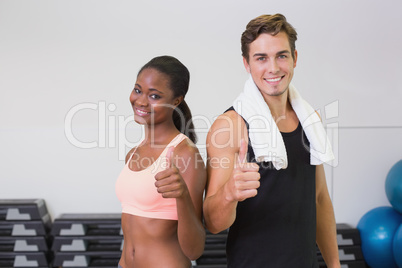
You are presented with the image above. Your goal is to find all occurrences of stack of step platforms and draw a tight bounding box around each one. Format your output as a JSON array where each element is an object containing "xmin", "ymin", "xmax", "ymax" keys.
[
  {"xmin": 196, "ymin": 229, "xmax": 227, "ymax": 268},
  {"xmin": 0, "ymin": 199, "xmax": 51, "ymax": 268},
  {"xmin": 51, "ymin": 214, "xmax": 122, "ymax": 268},
  {"xmin": 197, "ymin": 223, "xmax": 367, "ymax": 268},
  {"xmin": 318, "ymin": 223, "xmax": 367, "ymax": 268}
]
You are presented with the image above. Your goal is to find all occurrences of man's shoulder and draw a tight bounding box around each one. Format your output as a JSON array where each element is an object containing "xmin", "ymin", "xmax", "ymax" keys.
[
  {"xmin": 207, "ymin": 109, "xmax": 248, "ymax": 150},
  {"xmin": 213, "ymin": 109, "xmax": 245, "ymax": 128}
]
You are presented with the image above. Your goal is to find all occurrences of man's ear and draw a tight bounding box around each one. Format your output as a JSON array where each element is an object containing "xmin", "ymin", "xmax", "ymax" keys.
[
  {"xmin": 243, "ymin": 57, "xmax": 251, "ymax": 73},
  {"xmin": 293, "ymin": 49, "xmax": 298, "ymax": 68}
]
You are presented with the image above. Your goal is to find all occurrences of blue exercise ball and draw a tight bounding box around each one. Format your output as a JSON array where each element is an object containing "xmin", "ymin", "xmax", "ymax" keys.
[
  {"xmin": 357, "ymin": 206, "xmax": 402, "ymax": 268},
  {"xmin": 393, "ymin": 224, "xmax": 402, "ymax": 268},
  {"xmin": 385, "ymin": 160, "xmax": 402, "ymax": 214}
]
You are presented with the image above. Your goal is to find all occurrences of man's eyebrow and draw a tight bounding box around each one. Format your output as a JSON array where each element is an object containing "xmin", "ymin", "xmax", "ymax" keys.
[
  {"xmin": 277, "ymin": 50, "xmax": 291, "ymax": 55},
  {"xmin": 253, "ymin": 53, "xmax": 268, "ymax": 58},
  {"xmin": 252, "ymin": 51, "xmax": 291, "ymax": 58}
]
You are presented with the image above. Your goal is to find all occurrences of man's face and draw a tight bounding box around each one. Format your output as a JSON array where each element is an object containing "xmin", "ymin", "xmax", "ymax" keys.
[{"xmin": 243, "ymin": 32, "xmax": 297, "ymax": 99}]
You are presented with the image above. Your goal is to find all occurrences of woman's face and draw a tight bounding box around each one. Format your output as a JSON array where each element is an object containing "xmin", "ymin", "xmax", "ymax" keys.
[{"xmin": 130, "ymin": 68, "xmax": 182, "ymax": 126}]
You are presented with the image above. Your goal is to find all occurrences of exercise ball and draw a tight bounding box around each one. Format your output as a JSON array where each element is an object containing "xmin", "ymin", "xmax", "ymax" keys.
[
  {"xmin": 385, "ymin": 160, "xmax": 402, "ymax": 214},
  {"xmin": 357, "ymin": 206, "xmax": 402, "ymax": 268},
  {"xmin": 393, "ymin": 224, "xmax": 402, "ymax": 268}
]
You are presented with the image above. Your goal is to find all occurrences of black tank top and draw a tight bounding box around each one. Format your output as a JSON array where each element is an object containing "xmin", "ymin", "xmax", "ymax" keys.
[{"xmin": 225, "ymin": 107, "xmax": 318, "ymax": 268}]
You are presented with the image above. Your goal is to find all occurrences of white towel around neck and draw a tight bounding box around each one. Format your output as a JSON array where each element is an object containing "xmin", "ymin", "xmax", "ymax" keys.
[{"xmin": 232, "ymin": 75, "xmax": 334, "ymax": 170}]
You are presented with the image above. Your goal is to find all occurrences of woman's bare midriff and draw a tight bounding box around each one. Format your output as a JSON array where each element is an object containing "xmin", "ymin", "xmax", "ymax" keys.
[{"xmin": 119, "ymin": 213, "xmax": 191, "ymax": 268}]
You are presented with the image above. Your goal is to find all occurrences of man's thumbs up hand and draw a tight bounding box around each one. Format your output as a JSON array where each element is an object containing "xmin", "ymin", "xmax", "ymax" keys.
[{"xmin": 226, "ymin": 139, "xmax": 260, "ymax": 202}]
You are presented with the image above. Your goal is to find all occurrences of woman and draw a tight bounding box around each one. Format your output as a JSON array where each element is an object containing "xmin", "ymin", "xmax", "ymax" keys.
[{"xmin": 115, "ymin": 56, "xmax": 206, "ymax": 268}]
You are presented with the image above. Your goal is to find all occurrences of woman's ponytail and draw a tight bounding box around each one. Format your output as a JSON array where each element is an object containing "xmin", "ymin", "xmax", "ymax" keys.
[{"xmin": 173, "ymin": 100, "xmax": 197, "ymax": 144}]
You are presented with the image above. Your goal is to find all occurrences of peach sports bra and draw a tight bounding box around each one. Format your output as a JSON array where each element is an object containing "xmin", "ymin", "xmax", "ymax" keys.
[{"xmin": 115, "ymin": 133, "xmax": 187, "ymax": 220}]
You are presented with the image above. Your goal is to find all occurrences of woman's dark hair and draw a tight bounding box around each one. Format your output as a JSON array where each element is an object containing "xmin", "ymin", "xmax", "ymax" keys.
[{"xmin": 138, "ymin": 55, "xmax": 197, "ymax": 143}]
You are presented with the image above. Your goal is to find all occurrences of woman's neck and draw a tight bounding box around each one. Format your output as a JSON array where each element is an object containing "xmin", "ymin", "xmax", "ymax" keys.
[{"xmin": 142, "ymin": 121, "xmax": 180, "ymax": 145}]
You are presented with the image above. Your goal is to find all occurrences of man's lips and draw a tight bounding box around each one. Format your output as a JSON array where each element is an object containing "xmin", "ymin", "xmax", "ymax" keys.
[{"xmin": 264, "ymin": 76, "xmax": 284, "ymax": 83}]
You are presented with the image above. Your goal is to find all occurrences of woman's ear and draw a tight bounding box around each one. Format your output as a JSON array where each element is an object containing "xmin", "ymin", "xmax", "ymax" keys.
[{"xmin": 174, "ymin": 96, "xmax": 184, "ymax": 107}]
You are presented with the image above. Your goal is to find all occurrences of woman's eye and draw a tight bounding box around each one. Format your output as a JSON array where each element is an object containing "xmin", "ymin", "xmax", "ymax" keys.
[
  {"xmin": 150, "ymin": 94, "xmax": 161, "ymax": 100},
  {"xmin": 134, "ymin": 88, "xmax": 141, "ymax": 94}
]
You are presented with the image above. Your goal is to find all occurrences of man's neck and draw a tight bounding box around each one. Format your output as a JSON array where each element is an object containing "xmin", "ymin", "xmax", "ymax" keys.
[
  {"xmin": 262, "ymin": 90, "xmax": 290, "ymax": 119},
  {"xmin": 262, "ymin": 90, "xmax": 299, "ymax": 132}
]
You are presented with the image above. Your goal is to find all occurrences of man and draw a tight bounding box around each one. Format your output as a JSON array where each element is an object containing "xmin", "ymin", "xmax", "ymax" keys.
[{"xmin": 203, "ymin": 14, "xmax": 340, "ymax": 267}]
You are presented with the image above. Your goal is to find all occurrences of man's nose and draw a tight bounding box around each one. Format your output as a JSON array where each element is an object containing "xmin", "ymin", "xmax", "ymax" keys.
[{"xmin": 267, "ymin": 59, "xmax": 280, "ymax": 74}]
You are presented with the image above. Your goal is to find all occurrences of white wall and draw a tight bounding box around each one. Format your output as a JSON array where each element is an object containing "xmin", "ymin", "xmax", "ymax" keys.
[{"xmin": 1, "ymin": 0, "xmax": 401, "ymax": 226}]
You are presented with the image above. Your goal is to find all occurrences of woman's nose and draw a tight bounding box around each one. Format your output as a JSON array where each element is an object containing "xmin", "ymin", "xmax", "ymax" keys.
[{"xmin": 136, "ymin": 93, "xmax": 148, "ymax": 107}]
